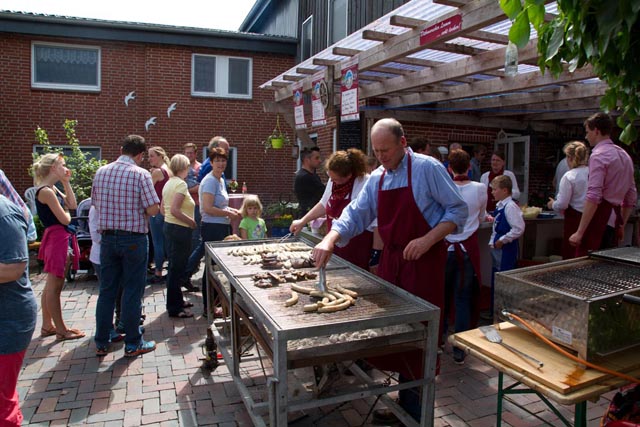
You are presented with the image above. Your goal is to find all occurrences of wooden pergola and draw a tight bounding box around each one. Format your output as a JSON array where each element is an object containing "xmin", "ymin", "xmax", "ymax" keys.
[{"xmin": 260, "ymin": 0, "xmax": 604, "ymax": 134}]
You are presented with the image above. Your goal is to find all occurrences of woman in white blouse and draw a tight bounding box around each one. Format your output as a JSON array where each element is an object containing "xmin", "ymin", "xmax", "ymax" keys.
[{"xmin": 547, "ymin": 141, "xmax": 589, "ymax": 259}]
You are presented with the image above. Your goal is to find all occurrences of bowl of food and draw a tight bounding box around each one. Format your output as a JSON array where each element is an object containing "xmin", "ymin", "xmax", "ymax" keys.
[{"xmin": 522, "ymin": 206, "xmax": 542, "ymax": 220}]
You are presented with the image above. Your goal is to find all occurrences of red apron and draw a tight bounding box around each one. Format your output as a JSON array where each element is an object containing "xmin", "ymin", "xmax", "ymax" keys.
[
  {"xmin": 370, "ymin": 154, "xmax": 446, "ymax": 379},
  {"xmin": 446, "ymin": 231, "xmax": 482, "ymax": 327},
  {"xmin": 576, "ymin": 200, "xmax": 621, "ymax": 257},
  {"xmin": 326, "ymin": 183, "xmax": 373, "ymax": 270},
  {"xmin": 563, "ymin": 206, "xmax": 582, "ymax": 259}
]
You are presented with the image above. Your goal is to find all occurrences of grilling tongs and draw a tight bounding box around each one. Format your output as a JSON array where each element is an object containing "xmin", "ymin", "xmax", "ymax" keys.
[
  {"xmin": 479, "ymin": 325, "xmax": 544, "ymax": 369},
  {"xmin": 316, "ymin": 266, "xmax": 328, "ymax": 293}
]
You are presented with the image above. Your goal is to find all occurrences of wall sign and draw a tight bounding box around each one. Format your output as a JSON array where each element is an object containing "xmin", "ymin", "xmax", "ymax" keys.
[{"xmin": 340, "ymin": 57, "xmax": 359, "ymax": 122}]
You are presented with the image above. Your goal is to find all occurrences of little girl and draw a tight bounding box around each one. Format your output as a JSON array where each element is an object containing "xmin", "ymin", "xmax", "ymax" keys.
[{"xmin": 239, "ymin": 195, "xmax": 267, "ymax": 240}]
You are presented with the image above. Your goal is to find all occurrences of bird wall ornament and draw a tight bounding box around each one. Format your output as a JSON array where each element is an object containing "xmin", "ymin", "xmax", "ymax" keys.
[
  {"xmin": 145, "ymin": 117, "xmax": 157, "ymax": 131},
  {"xmin": 167, "ymin": 102, "xmax": 177, "ymax": 118},
  {"xmin": 124, "ymin": 91, "xmax": 136, "ymax": 106}
]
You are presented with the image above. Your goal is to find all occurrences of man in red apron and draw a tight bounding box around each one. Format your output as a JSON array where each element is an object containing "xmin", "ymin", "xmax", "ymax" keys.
[
  {"xmin": 313, "ymin": 118, "xmax": 468, "ymax": 422},
  {"xmin": 569, "ymin": 113, "xmax": 637, "ymax": 255}
]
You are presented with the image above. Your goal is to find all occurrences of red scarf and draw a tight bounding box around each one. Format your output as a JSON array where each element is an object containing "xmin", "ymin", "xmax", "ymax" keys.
[
  {"xmin": 486, "ymin": 168, "xmax": 504, "ymax": 212},
  {"xmin": 330, "ymin": 176, "xmax": 356, "ymax": 202}
]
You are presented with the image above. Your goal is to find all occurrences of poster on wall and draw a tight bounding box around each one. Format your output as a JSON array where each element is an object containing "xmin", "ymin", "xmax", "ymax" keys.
[
  {"xmin": 340, "ymin": 57, "xmax": 359, "ymax": 122},
  {"xmin": 311, "ymin": 71, "xmax": 327, "ymax": 127},
  {"xmin": 292, "ymin": 82, "xmax": 306, "ymax": 129}
]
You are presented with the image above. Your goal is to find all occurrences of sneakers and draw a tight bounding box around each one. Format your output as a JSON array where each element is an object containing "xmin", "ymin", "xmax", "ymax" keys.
[
  {"xmin": 124, "ymin": 340, "xmax": 156, "ymax": 357},
  {"xmin": 109, "ymin": 329, "xmax": 124, "ymax": 343},
  {"xmin": 116, "ymin": 324, "xmax": 145, "ymax": 335}
]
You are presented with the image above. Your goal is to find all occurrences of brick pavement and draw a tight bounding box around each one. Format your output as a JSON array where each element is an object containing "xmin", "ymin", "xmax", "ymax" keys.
[{"xmin": 18, "ymin": 269, "xmax": 614, "ymax": 426}]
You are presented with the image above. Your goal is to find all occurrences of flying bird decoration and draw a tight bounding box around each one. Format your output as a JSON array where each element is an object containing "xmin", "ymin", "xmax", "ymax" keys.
[
  {"xmin": 124, "ymin": 91, "xmax": 136, "ymax": 106},
  {"xmin": 167, "ymin": 102, "xmax": 177, "ymax": 118},
  {"xmin": 145, "ymin": 117, "xmax": 157, "ymax": 132}
]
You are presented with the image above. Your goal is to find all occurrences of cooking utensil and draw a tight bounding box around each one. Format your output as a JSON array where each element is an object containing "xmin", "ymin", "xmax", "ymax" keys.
[
  {"xmin": 479, "ymin": 325, "xmax": 544, "ymax": 369},
  {"xmin": 317, "ymin": 266, "xmax": 327, "ymax": 293},
  {"xmin": 277, "ymin": 232, "xmax": 293, "ymax": 243}
]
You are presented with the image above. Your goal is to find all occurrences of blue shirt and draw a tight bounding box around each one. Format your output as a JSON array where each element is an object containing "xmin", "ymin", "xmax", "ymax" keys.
[
  {"xmin": 0, "ymin": 196, "xmax": 37, "ymax": 354},
  {"xmin": 199, "ymin": 173, "xmax": 230, "ymax": 225},
  {"xmin": 332, "ymin": 150, "xmax": 468, "ymax": 246}
]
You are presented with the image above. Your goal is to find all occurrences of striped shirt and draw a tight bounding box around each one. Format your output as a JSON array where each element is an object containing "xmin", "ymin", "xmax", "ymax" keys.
[{"xmin": 92, "ymin": 155, "xmax": 159, "ymax": 233}]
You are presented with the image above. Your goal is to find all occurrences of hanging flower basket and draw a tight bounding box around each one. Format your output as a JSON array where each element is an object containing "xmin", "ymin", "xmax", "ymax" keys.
[{"xmin": 261, "ymin": 114, "xmax": 291, "ymax": 152}]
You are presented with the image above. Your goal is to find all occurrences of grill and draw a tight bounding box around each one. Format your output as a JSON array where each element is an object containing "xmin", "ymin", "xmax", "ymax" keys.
[{"xmin": 495, "ymin": 247, "xmax": 640, "ymax": 362}]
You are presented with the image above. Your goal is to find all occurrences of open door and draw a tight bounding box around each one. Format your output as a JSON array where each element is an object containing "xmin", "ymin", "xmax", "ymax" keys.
[{"xmin": 494, "ymin": 130, "xmax": 530, "ymax": 205}]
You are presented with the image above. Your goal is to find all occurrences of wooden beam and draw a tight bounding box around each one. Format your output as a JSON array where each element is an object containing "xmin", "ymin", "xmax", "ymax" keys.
[
  {"xmin": 463, "ymin": 30, "xmax": 509, "ymax": 44},
  {"xmin": 431, "ymin": 42, "xmax": 488, "ymax": 56},
  {"xmin": 364, "ymin": 108, "xmax": 558, "ymax": 132},
  {"xmin": 274, "ymin": 0, "xmax": 507, "ymax": 102},
  {"xmin": 433, "ymin": 0, "xmax": 469, "ymax": 7},
  {"xmin": 362, "ymin": 30, "xmax": 396, "ymax": 42},
  {"xmin": 527, "ymin": 109, "xmax": 602, "ymax": 121},
  {"xmin": 389, "ymin": 15, "xmax": 426, "ymax": 29},
  {"xmin": 270, "ymin": 81, "xmax": 290, "ymax": 88},
  {"xmin": 360, "ymin": 40, "xmax": 540, "ymax": 99},
  {"xmin": 359, "ymin": 73, "xmax": 389, "ymax": 82},
  {"xmin": 372, "ymin": 65, "xmax": 414, "ymax": 75},
  {"xmin": 332, "ymin": 47, "xmax": 361, "ymax": 57},
  {"xmin": 282, "ymin": 74, "xmax": 304, "ymax": 82},
  {"xmin": 296, "ymin": 67, "xmax": 318, "ymax": 75},
  {"xmin": 480, "ymin": 97, "xmax": 604, "ymax": 117},
  {"xmin": 434, "ymin": 82, "xmax": 608, "ymax": 111},
  {"xmin": 313, "ymin": 58, "xmax": 340, "ymax": 66},
  {"xmin": 385, "ymin": 65, "xmax": 597, "ymax": 107}
]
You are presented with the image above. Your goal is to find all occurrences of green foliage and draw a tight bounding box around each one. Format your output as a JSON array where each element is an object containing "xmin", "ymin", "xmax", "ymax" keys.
[
  {"xmin": 500, "ymin": 0, "xmax": 640, "ymax": 144},
  {"xmin": 32, "ymin": 120, "xmax": 107, "ymax": 201}
]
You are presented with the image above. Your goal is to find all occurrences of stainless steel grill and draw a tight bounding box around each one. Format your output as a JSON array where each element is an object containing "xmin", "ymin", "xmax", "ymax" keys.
[
  {"xmin": 495, "ymin": 247, "xmax": 640, "ymax": 361},
  {"xmin": 517, "ymin": 261, "xmax": 640, "ymax": 299}
]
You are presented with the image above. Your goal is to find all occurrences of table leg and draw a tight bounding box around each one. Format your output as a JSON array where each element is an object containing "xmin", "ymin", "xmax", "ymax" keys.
[
  {"xmin": 574, "ymin": 401, "xmax": 587, "ymax": 427},
  {"xmin": 497, "ymin": 372, "xmax": 504, "ymax": 427},
  {"xmin": 272, "ymin": 338, "xmax": 288, "ymax": 426}
]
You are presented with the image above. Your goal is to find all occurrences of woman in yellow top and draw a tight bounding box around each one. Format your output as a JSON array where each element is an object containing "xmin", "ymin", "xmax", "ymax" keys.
[{"xmin": 162, "ymin": 154, "xmax": 197, "ymax": 318}]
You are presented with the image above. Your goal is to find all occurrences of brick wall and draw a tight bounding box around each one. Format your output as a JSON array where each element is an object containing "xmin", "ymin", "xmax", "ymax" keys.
[{"xmin": 0, "ymin": 32, "xmax": 296, "ymax": 206}]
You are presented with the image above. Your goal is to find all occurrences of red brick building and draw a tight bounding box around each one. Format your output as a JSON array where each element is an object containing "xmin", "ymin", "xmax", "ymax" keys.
[{"xmin": 0, "ymin": 12, "xmax": 298, "ymax": 206}]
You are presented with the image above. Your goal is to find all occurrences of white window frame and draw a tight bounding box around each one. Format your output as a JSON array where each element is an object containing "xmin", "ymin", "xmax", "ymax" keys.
[
  {"xmin": 301, "ymin": 15, "xmax": 314, "ymax": 61},
  {"xmin": 494, "ymin": 131, "xmax": 530, "ymax": 205},
  {"xmin": 33, "ymin": 145, "xmax": 102, "ymax": 160},
  {"xmin": 31, "ymin": 41, "xmax": 101, "ymax": 92},
  {"xmin": 327, "ymin": 0, "xmax": 348, "ymax": 45},
  {"xmin": 191, "ymin": 54, "xmax": 252, "ymax": 99}
]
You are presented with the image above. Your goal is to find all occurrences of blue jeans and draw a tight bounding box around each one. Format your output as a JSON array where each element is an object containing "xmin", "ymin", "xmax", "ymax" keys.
[
  {"xmin": 200, "ymin": 222, "xmax": 230, "ymax": 311},
  {"xmin": 149, "ymin": 214, "xmax": 166, "ymax": 273},
  {"xmin": 95, "ymin": 234, "xmax": 147, "ymax": 348},
  {"xmin": 444, "ymin": 251, "xmax": 476, "ymax": 360},
  {"xmin": 164, "ymin": 222, "xmax": 191, "ymax": 315}
]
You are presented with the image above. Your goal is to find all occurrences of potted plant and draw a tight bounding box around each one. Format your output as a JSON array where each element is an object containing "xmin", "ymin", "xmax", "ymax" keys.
[
  {"xmin": 261, "ymin": 114, "xmax": 291, "ymax": 152},
  {"xmin": 270, "ymin": 213, "xmax": 293, "ymax": 237}
]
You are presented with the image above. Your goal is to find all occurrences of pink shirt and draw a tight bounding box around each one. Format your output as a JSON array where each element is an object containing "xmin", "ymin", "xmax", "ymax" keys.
[{"xmin": 586, "ymin": 139, "xmax": 637, "ymax": 208}]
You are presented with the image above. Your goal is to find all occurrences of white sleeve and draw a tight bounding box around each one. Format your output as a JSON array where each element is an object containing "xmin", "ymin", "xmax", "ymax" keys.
[
  {"xmin": 477, "ymin": 183, "xmax": 488, "ymax": 222},
  {"xmin": 500, "ymin": 202, "xmax": 525, "ymax": 243},
  {"xmin": 552, "ymin": 174, "xmax": 572, "ymax": 212},
  {"xmin": 319, "ymin": 179, "xmax": 333, "ymax": 207},
  {"xmin": 89, "ymin": 206, "xmax": 101, "ymax": 245}
]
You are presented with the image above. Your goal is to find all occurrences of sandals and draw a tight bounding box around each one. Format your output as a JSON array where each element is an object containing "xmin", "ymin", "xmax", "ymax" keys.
[
  {"xmin": 169, "ymin": 311, "xmax": 194, "ymax": 319},
  {"xmin": 56, "ymin": 328, "xmax": 86, "ymax": 341},
  {"xmin": 40, "ymin": 327, "xmax": 56, "ymax": 338}
]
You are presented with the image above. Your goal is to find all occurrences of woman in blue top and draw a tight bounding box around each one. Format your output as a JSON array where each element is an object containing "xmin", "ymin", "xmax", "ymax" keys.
[
  {"xmin": 33, "ymin": 153, "xmax": 85, "ymax": 341},
  {"xmin": 198, "ymin": 148, "xmax": 241, "ymax": 316}
]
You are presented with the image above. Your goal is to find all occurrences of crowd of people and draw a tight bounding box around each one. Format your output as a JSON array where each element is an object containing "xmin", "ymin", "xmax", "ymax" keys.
[{"xmin": 0, "ymin": 112, "xmax": 637, "ymax": 426}]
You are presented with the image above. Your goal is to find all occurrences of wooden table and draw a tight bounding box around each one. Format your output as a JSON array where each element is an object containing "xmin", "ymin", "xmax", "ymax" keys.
[{"xmin": 450, "ymin": 323, "xmax": 640, "ymax": 427}]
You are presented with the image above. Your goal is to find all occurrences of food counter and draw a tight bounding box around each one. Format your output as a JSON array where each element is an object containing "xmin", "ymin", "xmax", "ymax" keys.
[{"xmin": 205, "ymin": 237, "xmax": 440, "ymax": 427}]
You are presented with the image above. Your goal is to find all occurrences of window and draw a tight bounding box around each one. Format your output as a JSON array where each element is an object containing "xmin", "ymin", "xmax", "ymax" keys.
[
  {"xmin": 192, "ymin": 54, "xmax": 252, "ymax": 99},
  {"xmin": 31, "ymin": 42, "xmax": 101, "ymax": 91},
  {"xmin": 494, "ymin": 132, "xmax": 530, "ymax": 205},
  {"xmin": 33, "ymin": 145, "xmax": 102, "ymax": 160},
  {"xmin": 328, "ymin": 0, "xmax": 348, "ymax": 45},
  {"xmin": 301, "ymin": 15, "xmax": 313, "ymax": 61}
]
